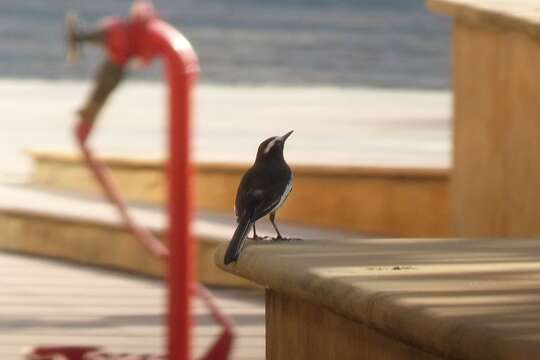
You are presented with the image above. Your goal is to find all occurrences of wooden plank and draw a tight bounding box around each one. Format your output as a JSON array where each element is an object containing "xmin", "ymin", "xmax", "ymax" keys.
[
  {"xmin": 29, "ymin": 151, "xmax": 450, "ymax": 236},
  {"xmin": 266, "ymin": 290, "xmax": 440, "ymax": 360},
  {"xmin": 451, "ymin": 19, "xmax": 540, "ymax": 236},
  {"xmin": 0, "ymin": 252, "xmax": 265, "ymax": 360},
  {"xmin": 0, "ymin": 184, "xmax": 355, "ymax": 285},
  {"xmin": 217, "ymin": 237, "xmax": 540, "ymax": 359}
]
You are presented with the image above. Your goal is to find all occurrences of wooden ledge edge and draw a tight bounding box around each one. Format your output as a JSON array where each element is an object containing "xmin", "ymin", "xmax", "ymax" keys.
[
  {"xmin": 214, "ymin": 239, "xmax": 537, "ymax": 360},
  {"xmin": 26, "ymin": 148, "xmax": 449, "ymax": 179},
  {"xmin": 25, "ymin": 149, "xmax": 165, "ymax": 169},
  {"xmin": 0, "ymin": 206, "xmax": 164, "ymax": 234},
  {"xmin": 0, "ymin": 206, "xmax": 234, "ymax": 245},
  {"xmin": 427, "ymin": 0, "xmax": 540, "ymax": 41}
]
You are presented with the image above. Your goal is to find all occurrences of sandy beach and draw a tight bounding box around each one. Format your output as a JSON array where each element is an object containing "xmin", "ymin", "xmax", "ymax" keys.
[{"xmin": 0, "ymin": 78, "xmax": 450, "ymax": 180}]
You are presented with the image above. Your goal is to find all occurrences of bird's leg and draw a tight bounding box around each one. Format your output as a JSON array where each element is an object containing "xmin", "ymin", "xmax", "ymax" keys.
[
  {"xmin": 269, "ymin": 212, "xmax": 285, "ymax": 240},
  {"xmin": 252, "ymin": 222, "xmax": 261, "ymax": 240}
]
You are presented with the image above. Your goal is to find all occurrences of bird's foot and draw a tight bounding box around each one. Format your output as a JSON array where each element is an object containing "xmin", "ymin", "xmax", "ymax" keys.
[
  {"xmin": 250, "ymin": 235, "xmax": 271, "ymax": 241},
  {"xmin": 271, "ymin": 236, "xmax": 302, "ymax": 242}
]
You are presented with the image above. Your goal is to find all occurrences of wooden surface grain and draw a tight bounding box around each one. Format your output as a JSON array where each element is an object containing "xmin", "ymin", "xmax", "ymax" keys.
[
  {"xmin": 428, "ymin": 0, "xmax": 540, "ymax": 41},
  {"xmin": 0, "ymin": 251, "xmax": 265, "ymax": 360},
  {"xmin": 217, "ymin": 237, "xmax": 540, "ymax": 359},
  {"xmin": 29, "ymin": 150, "xmax": 450, "ymax": 237},
  {"xmin": 266, "ymin": 289, "xmax": 440, "ymax": 360},
  {"xmin": 450, "ymin": 14, "xmax": 540, "ymax": 236}
]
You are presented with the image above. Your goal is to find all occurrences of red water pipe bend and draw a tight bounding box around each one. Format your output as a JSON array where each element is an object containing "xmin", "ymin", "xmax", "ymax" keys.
[{"xmin": 100, "ymin": 6, "xmax": 231, "ymax": 360}]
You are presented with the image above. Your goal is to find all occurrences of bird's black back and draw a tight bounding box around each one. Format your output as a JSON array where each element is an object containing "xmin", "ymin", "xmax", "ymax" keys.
[{"xmin": 235, "ymin": 158, "xmax": 292, "ymax": 222}]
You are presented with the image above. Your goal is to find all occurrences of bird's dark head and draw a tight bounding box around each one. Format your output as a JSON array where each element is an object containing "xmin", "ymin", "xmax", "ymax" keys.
[{"xmin": 255, "ymin": 130, "xmax": 293, "ymax": 162}]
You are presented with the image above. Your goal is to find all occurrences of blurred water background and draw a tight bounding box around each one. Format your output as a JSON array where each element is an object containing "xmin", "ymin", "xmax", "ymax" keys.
[{"xmin": 0, "ymin": 0, "xmax": 450, "ymax": 89}]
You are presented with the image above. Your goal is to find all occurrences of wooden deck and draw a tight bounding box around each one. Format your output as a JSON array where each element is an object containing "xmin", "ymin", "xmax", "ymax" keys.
[
  {"xmin": 217, "ymin": 237, "xmax": 540, "ymax": 359},
  {"xmin": 0, "ymin": 80, "xmax": 450, "ymax": 180},
  {"xmin": 0, "ymin": 252, "xmax": 265, "ymax": 359}
]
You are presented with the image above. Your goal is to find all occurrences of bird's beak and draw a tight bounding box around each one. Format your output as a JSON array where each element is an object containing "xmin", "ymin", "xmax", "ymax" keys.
[{"xmin": 281, "ymin": 130, "xmax": 294, "ymax": 142}]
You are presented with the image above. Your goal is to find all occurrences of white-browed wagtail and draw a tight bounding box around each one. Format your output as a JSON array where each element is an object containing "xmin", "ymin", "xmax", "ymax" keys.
[{"xmin": 224, "ymin": 130, "xmax": 294, "ymax": 265}]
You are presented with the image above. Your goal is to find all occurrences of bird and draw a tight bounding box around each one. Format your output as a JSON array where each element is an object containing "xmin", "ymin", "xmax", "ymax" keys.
[{"xmin": 224, "ymin": 130, "xmax": 294, "ymax": 265}]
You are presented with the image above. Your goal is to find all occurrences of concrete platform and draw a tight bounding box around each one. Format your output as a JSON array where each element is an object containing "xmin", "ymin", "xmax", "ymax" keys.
[
  {"xmin": 0, "ymin": 251, "xmax": 265, "ymax": 360},
  {"xmin": 0, "ymin": 183, "xmax": 359, "ymax": 286},
  {"xmin": 217, "ymin": 237, "xmax": 540, "ymax": 359}
]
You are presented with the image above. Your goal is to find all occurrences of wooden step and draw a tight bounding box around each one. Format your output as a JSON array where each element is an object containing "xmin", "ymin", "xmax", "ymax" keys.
[
  {"xmin": 216, "ymin": 237, "xmax": 540, "ymax": 359},
  {"xmin": 0, "ymin": 184, "xmax": 359, "ymax": 287},
  {"xmin": 28, "ymin": 149, "xmax": 451, "ymax": 237},
  {"xmin": 0, "ymin": 251, "xmax": 266, "ymax": 359}
]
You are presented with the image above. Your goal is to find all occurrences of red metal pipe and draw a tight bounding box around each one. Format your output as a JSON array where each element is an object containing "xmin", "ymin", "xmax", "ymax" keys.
[
  {"xmin": 102, "ymin": 9, "xmax": 235, "ymax": 358},
  {"xmin": 77, "ymin": 9, "xmax": 200, "ymax": 358},
  {"xmin": 195, "ymin": 285, "xmax": 234, "ymax": 360},
  {"xmin": 75, "ymin": 121, "xmax": 169, "ymax": 259},
  {"xmin": 134, "ymin": 19, "xmax": 199, "ymax": 360},
  {"xmin": 153, "ymin": 22, "xmax": 198, "ymax": 360},
  {"xmin": 61, "ymin": 3, "xmax": 234, "ymax": 359}
]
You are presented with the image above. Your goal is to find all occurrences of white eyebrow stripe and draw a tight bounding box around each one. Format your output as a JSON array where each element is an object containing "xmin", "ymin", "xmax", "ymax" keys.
[{"xmin": 264, "ymin": 138, "xmax": 278, "ymax": 154}]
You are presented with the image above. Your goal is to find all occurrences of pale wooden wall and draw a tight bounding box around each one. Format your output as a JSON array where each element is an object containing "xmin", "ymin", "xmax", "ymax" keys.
[
  {"xmin": 266, "ymin": 290, "xmax": 441, "ymax": 360},
  {"xmin": 452, "ymin": 20, "xmax": 540, "ymax": 236}
]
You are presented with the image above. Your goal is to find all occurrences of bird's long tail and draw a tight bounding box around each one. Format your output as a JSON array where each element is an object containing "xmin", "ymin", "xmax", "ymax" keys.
[{"xmin": 224, "ymin": 215, "xmax": 253, "ymax": 265}]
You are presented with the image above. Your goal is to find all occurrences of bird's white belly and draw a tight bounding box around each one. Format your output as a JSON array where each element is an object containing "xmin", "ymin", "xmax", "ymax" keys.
[{"xmin": 273, "ymin": 174, "xmax": 293, "ymax": 212}]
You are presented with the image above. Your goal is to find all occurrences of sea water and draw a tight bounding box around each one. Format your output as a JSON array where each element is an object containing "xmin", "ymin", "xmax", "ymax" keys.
[{"xmin": 0, "ymin": 0, "xmax": 449, "ymax": 89}]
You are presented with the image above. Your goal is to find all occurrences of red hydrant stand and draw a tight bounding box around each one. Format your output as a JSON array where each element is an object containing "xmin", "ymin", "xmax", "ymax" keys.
[{"xmin": 25, "ymin": 3, "xmax": 233, "ymax": 360}]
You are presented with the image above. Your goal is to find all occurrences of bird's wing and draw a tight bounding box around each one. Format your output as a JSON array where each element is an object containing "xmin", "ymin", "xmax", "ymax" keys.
[
  {"xmin": 235, "ymin": 163, "xmax": 292, "ymax": 220},
  {"xmin": 235, "ymin": 169, "xmax": 254, "ymax": 219},
  {"xmin": 252, "ymin": 187, "xmax": 281, "ymax": 218}
]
